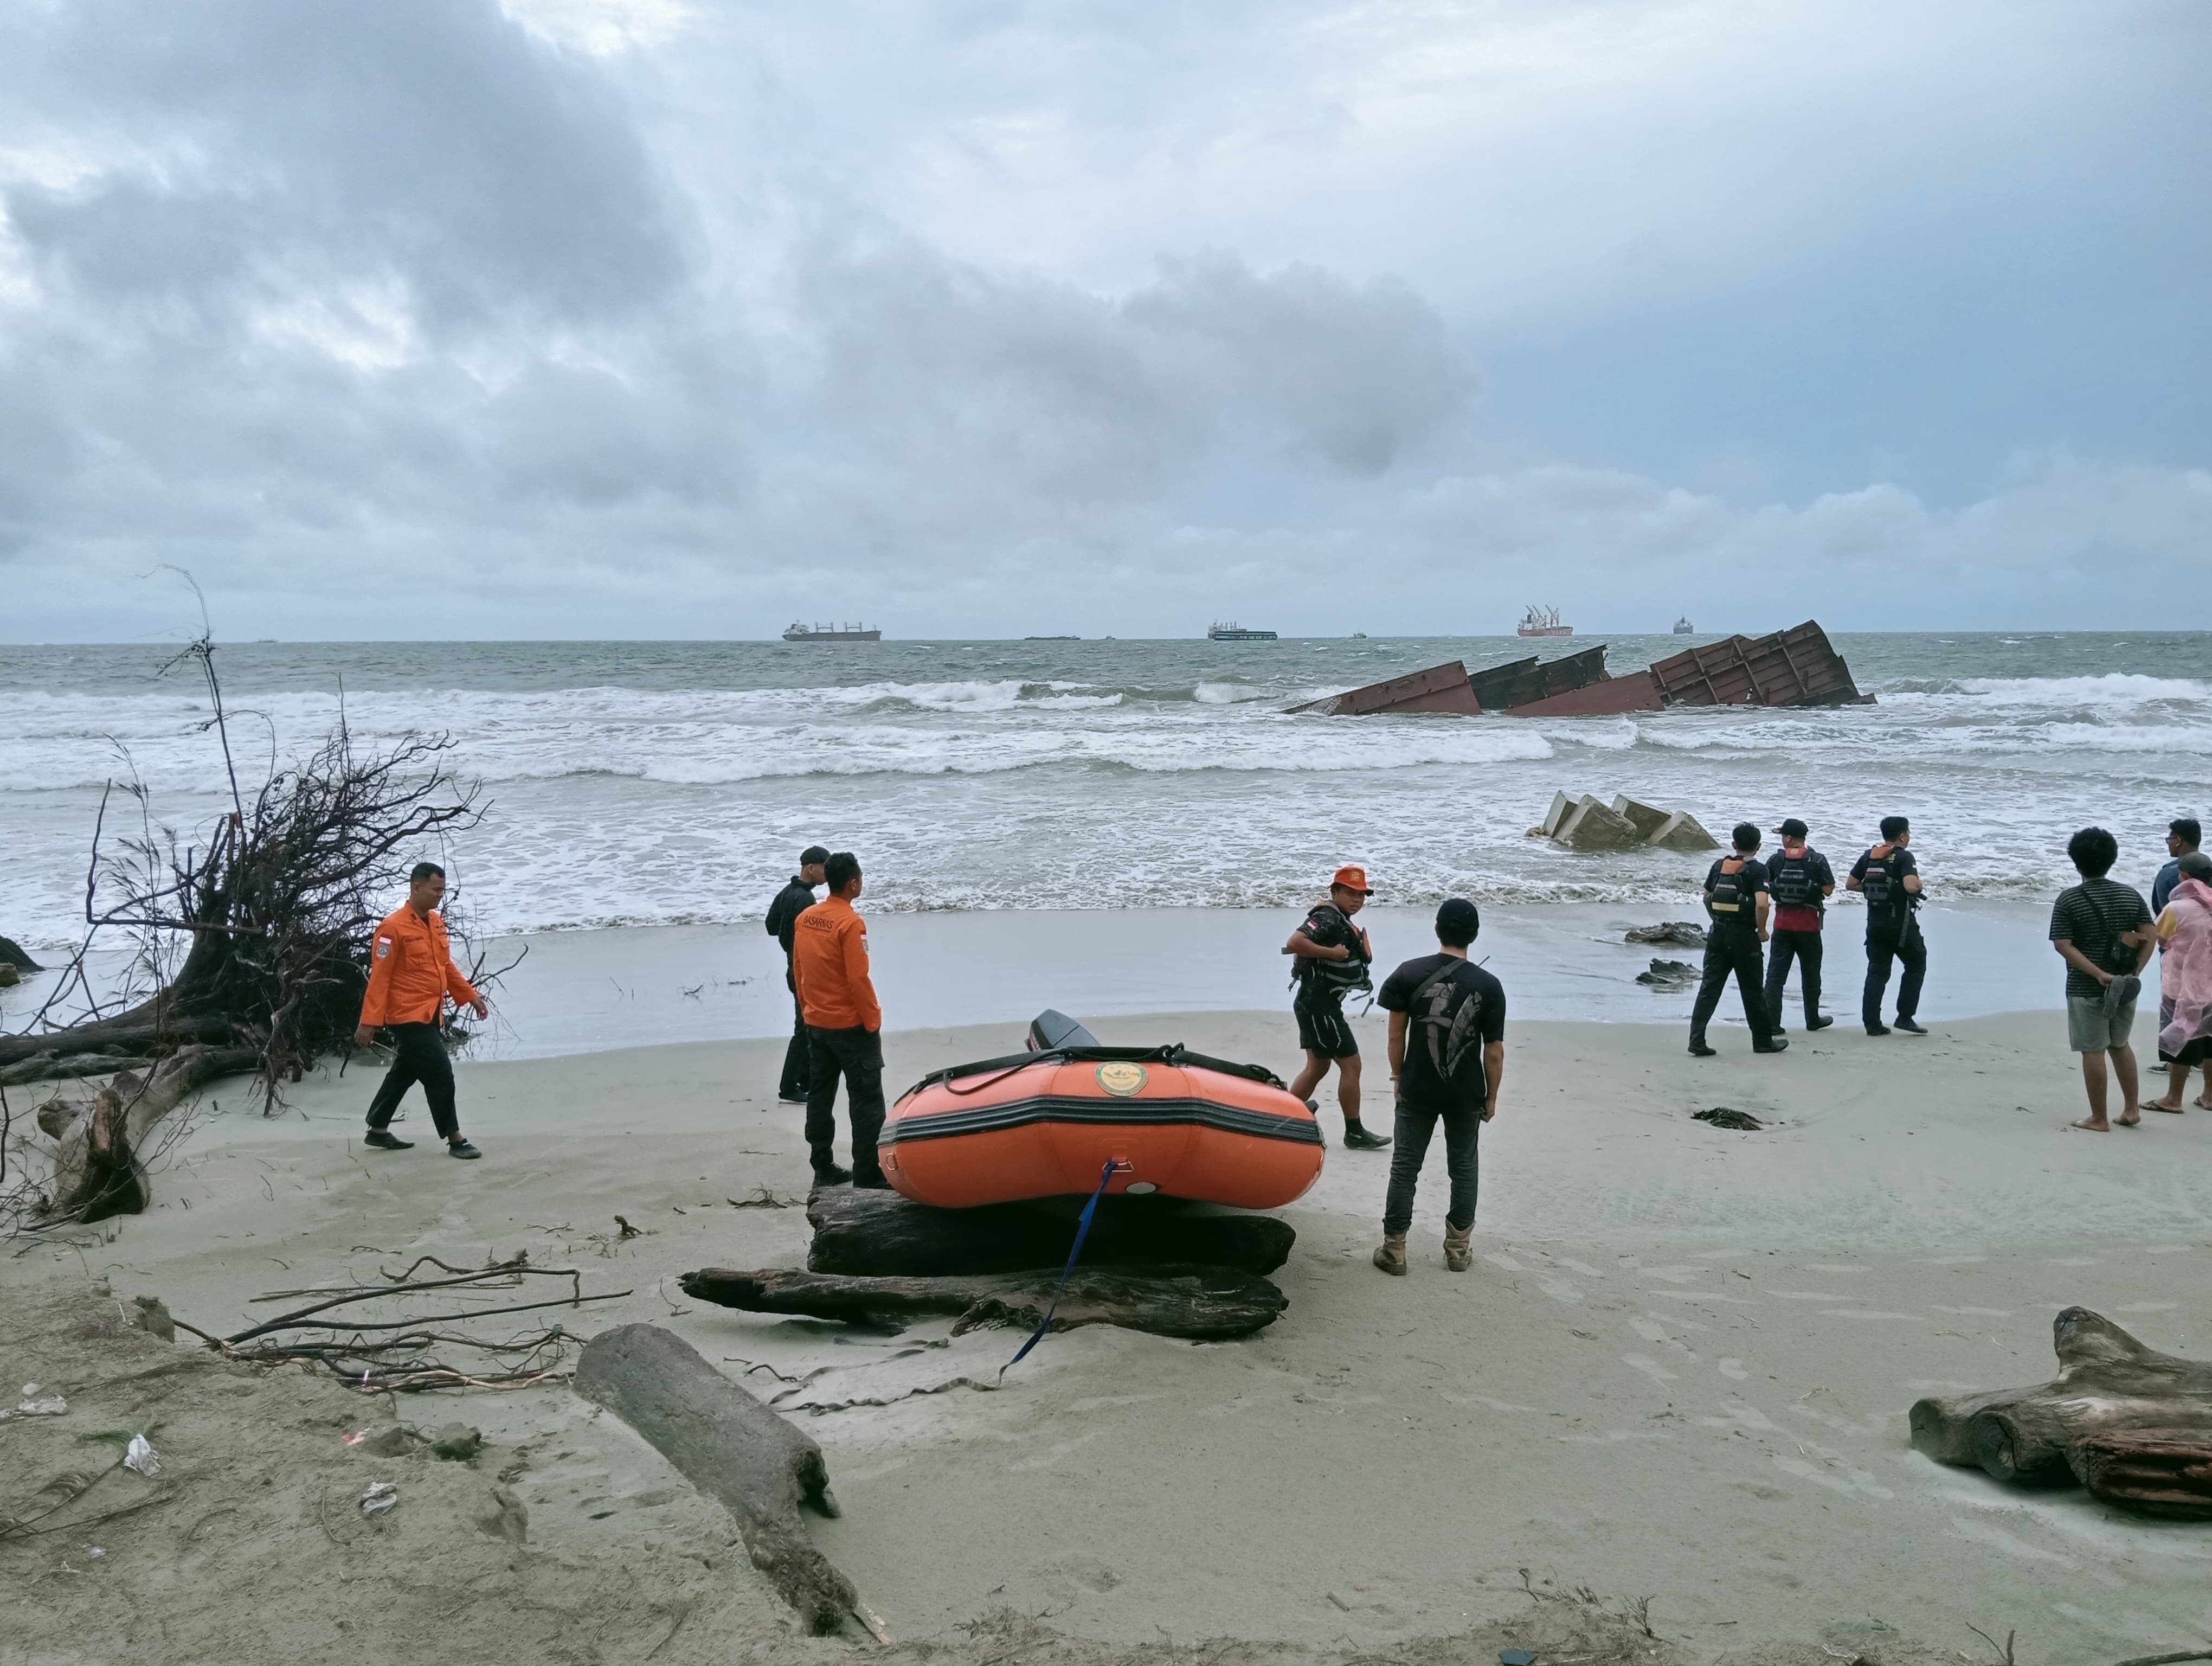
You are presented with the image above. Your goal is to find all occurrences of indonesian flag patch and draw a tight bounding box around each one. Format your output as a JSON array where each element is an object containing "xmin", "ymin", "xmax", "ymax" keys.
[{"xmin": 375, "ymin": 936, "xmax": 393, "ymax": 959}]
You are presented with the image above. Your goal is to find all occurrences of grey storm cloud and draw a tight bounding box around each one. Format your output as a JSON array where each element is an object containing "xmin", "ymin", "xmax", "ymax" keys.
[
  {"xmin": 0, "ymin": 0, "xmax": 1470, "ymax": 630},
  {"xmin": 0, "ymin": 0, "xmax": 2204, "ymax": 638}
]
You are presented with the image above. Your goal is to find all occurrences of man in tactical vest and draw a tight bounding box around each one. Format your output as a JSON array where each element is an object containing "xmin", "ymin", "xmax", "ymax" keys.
[
  {"xmin": 1763, "ymin": 817, "xmax": 1837, "ymax": 1033},
  {"xmin": 1688, "ymin": 823, "xmax": 1787, "ymax": 1057},
  {"xmin": 1284, "ymin": 866, "xmax": 1392, "ymax": 1150},
  {"xmin": 1848, "ymin": 815, "xmax": 1927, "ymax": 1035}
]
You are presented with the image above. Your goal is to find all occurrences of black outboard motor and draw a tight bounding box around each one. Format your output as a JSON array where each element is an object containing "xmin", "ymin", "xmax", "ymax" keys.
[{"xmin": 1027, "ymin": 1009, "xmax": 1100, "ymax": 1052}]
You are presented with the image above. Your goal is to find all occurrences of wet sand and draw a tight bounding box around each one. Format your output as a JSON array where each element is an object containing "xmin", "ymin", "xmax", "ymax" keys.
[{"xmin": 8, "ymin": 1006, "xmax": 2210, "ymax": 1661}]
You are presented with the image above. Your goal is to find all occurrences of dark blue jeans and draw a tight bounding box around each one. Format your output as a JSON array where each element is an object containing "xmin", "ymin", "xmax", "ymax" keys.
[{"xmin": 1383, "ymin": 1097, "xmax": 1481, "ymax": 1236}]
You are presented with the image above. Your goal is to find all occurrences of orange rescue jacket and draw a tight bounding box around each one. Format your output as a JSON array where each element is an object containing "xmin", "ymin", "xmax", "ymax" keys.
[
  {"xmin": 359, "ymin": 905, "xmax": 480, "ymax": 1028},
  {"xmin": 792, "ymin": 894, "xmax": 881, "ymax": 1031}
]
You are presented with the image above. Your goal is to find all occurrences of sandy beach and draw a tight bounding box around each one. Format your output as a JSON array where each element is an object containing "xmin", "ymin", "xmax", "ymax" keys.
[{"xmin": 9, "ymin": 1005, "xmax": 2210, "ymax": 1663}]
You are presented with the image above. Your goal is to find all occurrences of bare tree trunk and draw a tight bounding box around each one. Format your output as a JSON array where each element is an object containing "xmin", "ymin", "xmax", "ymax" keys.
[
  {"xmin": 1908, "ymin": 1306, "xmax": 2212, "ymax": 1517},
  {"xmin": 46, "ymin": 1045, "xmax": 259, "ymax": 1222},
  {"xmin": 575, "ymin": 1324, "xmax": 859, "ymax": 1633},
  {"xmin": 683, "ymin": 1264, "xmax": 1288, "ymax": 1341},
  {"xmin": 803, "ymin": 1183, "xmax": 1295, "ymax": 1277}
]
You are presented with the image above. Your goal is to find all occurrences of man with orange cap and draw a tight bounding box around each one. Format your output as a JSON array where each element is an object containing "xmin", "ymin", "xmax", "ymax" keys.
[
  {"xmin": 354, "ymin": 862, "xmax": 490, "ymax": 1158},
  {"xmin": 1283, "ymin": 865, "xmax": 1392, "ymax": 1150}
]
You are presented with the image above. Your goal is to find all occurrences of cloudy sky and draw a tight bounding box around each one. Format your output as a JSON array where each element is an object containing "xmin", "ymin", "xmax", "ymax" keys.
[{"xmin": 2, "ymin": 0, "xmax": 2206, "ymax": 641}]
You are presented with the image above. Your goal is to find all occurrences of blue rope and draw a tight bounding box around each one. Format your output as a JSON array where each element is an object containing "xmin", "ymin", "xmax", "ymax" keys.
[{"xmin": 1002, "ymin": 1158, "xmax": 1128, "ymax": 1374}]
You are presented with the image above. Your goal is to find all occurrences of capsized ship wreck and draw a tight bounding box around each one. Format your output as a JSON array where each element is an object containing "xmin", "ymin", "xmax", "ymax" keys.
[{"xmin": 1291, "ymin": 619, "xmax": 1871, "ymax": 718}]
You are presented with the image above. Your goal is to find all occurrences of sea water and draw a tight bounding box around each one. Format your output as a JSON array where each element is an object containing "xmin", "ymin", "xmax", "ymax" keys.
[{"xmin": 2, "ymin": 632, "xmax": 2205, "ymax": 947}]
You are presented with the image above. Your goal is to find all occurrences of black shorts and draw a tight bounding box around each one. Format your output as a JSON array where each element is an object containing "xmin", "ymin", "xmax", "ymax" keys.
[{"xmin": 1295, "ymin": 992, "xmax": 1358, "ymax": 1060}]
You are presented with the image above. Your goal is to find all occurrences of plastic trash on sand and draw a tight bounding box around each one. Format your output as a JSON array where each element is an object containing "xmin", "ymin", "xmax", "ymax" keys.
[
  {"xmin": 361, "ymin": 1481, "xmax": 398, "ymax": 1516},
  {"xmin": 7, "ymin": 1383, "xmax": 69, "ymax": 1419},
  {"xmin": 123, "ymin": 1434, "xmax": 162, "ymax": 1476}
]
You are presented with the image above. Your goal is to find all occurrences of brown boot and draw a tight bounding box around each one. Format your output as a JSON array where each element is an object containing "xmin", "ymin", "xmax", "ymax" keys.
[
  {"xmin": 1442, "ymin": 1223, "xmax": 1473, "ymax": 1272},
  {"xmin": 1372, "ymin": 1234, "xmax": 1408, "ymax": 1276}
]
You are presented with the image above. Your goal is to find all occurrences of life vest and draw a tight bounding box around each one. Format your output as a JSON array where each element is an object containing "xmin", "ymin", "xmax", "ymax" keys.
[
  {"xmin": 1770, "ymin": 849, "xmax": 1819, "ymax": 909},
  {"xmin": 1294, "ymin": 903, "xmax": 1373, "ymax": 997},
  {"xmin": 1861, "ymin": 845, "xmax": 1907, "ymax": 917},
  {"xmin": 1706, "ymin": 857, "xmax": 1753, "ymax": 921}
]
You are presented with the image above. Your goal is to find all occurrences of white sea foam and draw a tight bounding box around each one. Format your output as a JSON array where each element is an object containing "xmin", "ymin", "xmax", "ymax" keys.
[{"xmin": 2, "ymin": 636, "xmax": 2205, "ymax": 941}]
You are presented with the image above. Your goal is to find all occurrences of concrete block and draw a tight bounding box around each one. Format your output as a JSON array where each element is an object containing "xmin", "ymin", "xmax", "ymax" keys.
[
  {"xmin": 1609, "ymin": 796, "xmax": 1672, "ymax": 840},
  {"xmin": 1648, "ymin": 811, "xmax": 1720, "ymax": 851},
  {"xmin": 1539, "ymin": 790, "xmax": 1574, "ymax": 837},
  {"xmin": 1554, "ymin": 797, "xmax": 1644, "ymax": 852}
]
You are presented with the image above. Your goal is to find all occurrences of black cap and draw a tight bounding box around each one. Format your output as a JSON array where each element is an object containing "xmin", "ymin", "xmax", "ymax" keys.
[
  {"xmin": 800, "ymin": 845, "xmax": 831, "ymax": 867},
  {"xmin": 1435, "ymin": 898, "xmax": 1481, "ymax": 946},
  {"xmin": 1774, "ymin": 817, "xmax": 1808, "ymax": 838}
]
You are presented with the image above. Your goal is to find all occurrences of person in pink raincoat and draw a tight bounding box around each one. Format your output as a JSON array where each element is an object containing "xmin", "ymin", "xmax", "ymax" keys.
[{"xmin": 2146, "ymin": 851, "xmax": 2212, "ymax": 1114}]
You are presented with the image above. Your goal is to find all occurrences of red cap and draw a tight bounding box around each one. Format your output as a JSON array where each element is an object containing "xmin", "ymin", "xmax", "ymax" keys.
[{"xmin": 1331, "ymin": 866, "xmax": 1373, "ymax": 895}]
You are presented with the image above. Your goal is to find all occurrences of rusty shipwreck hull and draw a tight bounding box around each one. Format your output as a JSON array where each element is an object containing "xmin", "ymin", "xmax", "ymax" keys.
[{"xmin": 1293, "ymin": 621, "xmax": 1872, "ymax": 718}]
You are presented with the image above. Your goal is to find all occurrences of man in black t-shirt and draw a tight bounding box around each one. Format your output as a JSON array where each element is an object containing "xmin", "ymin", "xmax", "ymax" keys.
[
  {"xmin": 1688, "ymin": 823, "xmax": 1786, "ymax": 1056},
  {"xmin": 2049, "ymin": 825, "xmax": 2155, "ymax": 1132},
  {"xmin": 764, "ymin": 845, "xmax": 829, "ymax": 1103},
  {"xmin": 1372, "ymin": 898, "xmax": 1505, "ymax": 1276},
  {"xmin": 1847, "ymin": 815, "xmax": 1926, "ymax": 1035},
  {"xmin": 1284, "ymin": 866, "xmax": 1391, "ymax": 1151}
]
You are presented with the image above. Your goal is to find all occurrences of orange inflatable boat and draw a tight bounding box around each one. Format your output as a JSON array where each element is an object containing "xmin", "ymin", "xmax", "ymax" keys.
[{"xmin": 880, "ymin": 1015, "xmax": 1323, "ymax": 1210}]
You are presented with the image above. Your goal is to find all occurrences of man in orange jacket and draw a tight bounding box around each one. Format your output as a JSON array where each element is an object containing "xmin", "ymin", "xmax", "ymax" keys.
[
  {"xmin": 354, "ymin": 862, "xmax": 490, "ymax": 1158},
  {"xmin": 791, "ymin": 850, "xmax": 887, "ymax": 1187}
]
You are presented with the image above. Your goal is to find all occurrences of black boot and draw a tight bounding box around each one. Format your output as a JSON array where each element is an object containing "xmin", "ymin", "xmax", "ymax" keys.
[
  {"xmin": 1687, "ymin": 1037, "xmax": 1717, "ymax": 1057},
  {"xmin": 812, "ymin": 1160, "xmax": 852, "ymax": 1187},
  {"xmin": 1806, "ymin": 1014, "xmax": 1834, "ymax": 1031}
]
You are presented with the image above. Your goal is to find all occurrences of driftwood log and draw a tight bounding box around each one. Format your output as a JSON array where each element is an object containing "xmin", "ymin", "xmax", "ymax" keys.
[
  {"xmin": 804, "ymin": 1184, "xmax": 1295, "ymax": 1277},
  {"xmin": 684, "ymin": 1264, "xmax": 1288, "ymax": 1342},
  {"xmin": 0, "ymin": 934, "xmax": 41, "ymax": 972},
  {"xmin": 43, "ymin": 1045, "xmax": 258, "ymax": 1222},
  {"xmin": 1909, "ymin": 1306, "xmax": 2212, "ymax": 1517},
  {"xmin": 575, "ymin": 1323, "xmax": 858, "ymax": 1633}
]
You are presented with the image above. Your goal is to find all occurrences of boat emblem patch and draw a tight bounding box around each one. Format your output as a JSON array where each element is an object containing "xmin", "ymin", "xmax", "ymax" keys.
[{"xmin": 1094, "ymin": 1061, "xmax": 1148, "ymax": 1098}]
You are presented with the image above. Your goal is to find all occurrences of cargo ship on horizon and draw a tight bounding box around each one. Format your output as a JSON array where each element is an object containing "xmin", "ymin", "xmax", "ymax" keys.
[
  {"xmin": 1517, "ymin": 605, "xmax": 1572, "ymax": 638},
  {"xmin": 1207, "ymin": 621, "xmax": 1278, "ymax": 641},
  {"xmin": 782, "ymin": 622, "xmax": 882, "ymax": 642}
]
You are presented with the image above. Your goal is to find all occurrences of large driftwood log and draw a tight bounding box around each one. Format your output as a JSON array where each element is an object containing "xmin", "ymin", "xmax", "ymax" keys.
[
  {"xmin": 1909, "ymin": 1306, "xmax": 2212, "ymax": 1517},
  {"xmin": 575, "ymin": 1323, "xmax": 858, "ymax": 1633},
  {"xmin": 45, "ymin": 1045, "xmax": 259, "ymax": 1222},
  {"xmin": 804, "ymin": 1184, "xmax": 1295, "ymax": 1277},
  {"xmin": 0, "ymin": 1010, "xmax": 237, "ymax": 1068},
  {"xmin": 684, "ymin": 1264, "xmax": 1288, "ymax": 1342}
]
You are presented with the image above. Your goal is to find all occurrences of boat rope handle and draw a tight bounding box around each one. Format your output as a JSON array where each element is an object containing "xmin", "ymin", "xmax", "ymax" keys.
[{"xmin": 1001, "ymin": 1157, "xmax": 1131, "ymax": 1376}]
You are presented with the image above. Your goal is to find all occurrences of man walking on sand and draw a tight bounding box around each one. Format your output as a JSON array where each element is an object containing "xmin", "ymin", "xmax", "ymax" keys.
[
  {"xmin": 793, "ymin": 851, "xmax": 889, "ymax": 1187},
  {"xmin": 1763, "ymin": 817, "xmax": 1836, "ymax": 1034},
  {"xmin": 356, "ymin": 862, "xmax": 490, "ymax": 1159},
  {"xmin": 1688, "ymin": 823, "xmax": 1786, "ymax": 1057},
  {"xmin": 1284, "ymin": 866, "xmax": 1392, "ymax": 1151},
  {"xmin": 766, "ymin": 845, "xmax": 830, "ymax": 1104},
  {"xmin": 1849, "ymin": 815, "xmax": 1927, "ymax": 1036},
  {"xmin": 1372, "ymin": 899, "xmax": 1504, "ymax": 1276},
  {"xmin": 2050, "ymin": 826, "xmax": 2155, "ymax": 1132}
]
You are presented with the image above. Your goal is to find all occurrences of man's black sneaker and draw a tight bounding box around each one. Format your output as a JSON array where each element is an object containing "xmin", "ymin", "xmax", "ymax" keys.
[
  {"xmin": 1687, "ymin": 1042, "xmax": 1718, "ymax": 1058},
  {"xmin": 364, "ymin": 1130, "xmax": 414, "ymax": 1150},
  {"xmin": 1894, "ymin": 1017, "xmax": 1928, "ymax": 1035},
  {"xmin": 853, "ymin": 1170, "xmax": 893, "ymax": 1190},
  {"xmin": 1752, "ymin": 1037, "xmax": 1790, "ymax": 1054},
  {"xmin": 812, "ymin": 1162, "xmax": 853, "ymax": 1187},
  {"xmin": 1342, "ymin": 1124, "xmax": 1392, "ymax": 1151},
  {"xmin": 447, "ymin": 1139, "xmax": 482, "ymax": 1159},
  {"xmin": 1866, "ymin": 1022, "xmax": 1892, "ymax": 1036},
  {"xmin": 1806, "ymin": 1015, "xmax": 1835, "ymax": 1031}
]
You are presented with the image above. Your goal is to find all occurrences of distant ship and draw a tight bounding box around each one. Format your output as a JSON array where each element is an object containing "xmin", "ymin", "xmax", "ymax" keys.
[
  {"xmin": 1207, "ymin": 621, "xmax": 1278, "ymax": 641},
  {"xmin": 1674, "ymin": 616, "xmax": 1694, "ymax": 635},
  {"xmin": 782, "ymin": 622, "xmax": 881, "ymax": 643},
  {"xmin": 1516, "ymin": 605, "xmax": 1572, "ymax": 638}
]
